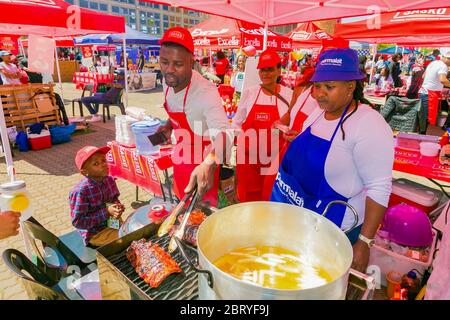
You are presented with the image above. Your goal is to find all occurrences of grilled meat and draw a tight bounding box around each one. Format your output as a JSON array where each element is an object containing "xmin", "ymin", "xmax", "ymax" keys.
[{"xmin": 126, "ymin": 239, "xmax": 182, "ymax": 288}]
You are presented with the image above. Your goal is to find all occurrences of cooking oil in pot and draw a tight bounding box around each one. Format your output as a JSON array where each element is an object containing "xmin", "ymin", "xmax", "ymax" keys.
[{"xmin": 214, "ymin": 246, "xmax": 333, "ymax": 290}]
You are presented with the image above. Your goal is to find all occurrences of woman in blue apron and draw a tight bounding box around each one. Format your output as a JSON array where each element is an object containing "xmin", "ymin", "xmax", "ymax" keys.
[{"xmin": 271, "ymin": 48, "xmax": 394, "ymax": 272}]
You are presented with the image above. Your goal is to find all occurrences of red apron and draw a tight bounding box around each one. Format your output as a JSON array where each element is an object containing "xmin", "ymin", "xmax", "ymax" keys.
[
  {"xmin": 236, "ymin": 88, "xmax": 282, "ymax": 202},
  {"xmin": 428, "ymin": 90, "xmax": 441, "ymax": 126},
  {"xmin": 163, "ymin": 84, "xmax": 219, "ymax": 206},
  {"xmin": 261, "ymin": 91, "xmax": 311, "ymax": 201}
]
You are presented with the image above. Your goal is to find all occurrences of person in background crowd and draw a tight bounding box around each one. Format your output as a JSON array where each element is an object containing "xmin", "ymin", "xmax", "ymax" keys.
[
  {"xmin": 69, "ymin": 50, "xmax": 75, "ymax": 61},
  {"xmin": 16, "ymin": 54, "xmax": 43, "ymax": 84},
  {"xmin": 0, "ymin": 51, "xmax": 21, "ymax": 85},
  {"xmin": 374, "ymin": 66, "xmax": 394, "ymax": 90},
  {"xmin": 214, "ymin": 50, "xmax": 230, "ymax": 84},
  {"xmin": 428, "ymin": 49, "xmax": 441, "ymax": 62},
  {"xmin": 0, "ymin": 211, "xmax": 21, "ymax": 240},
  {"xmin": 406, "ymin": 58, "xmax": 425, "ymax": 99},
  {"xmin": 358, "ymin": 55, "xmax": 367, "ymax": 79},
  {"xmin": 81, "ymin": 69, "xmax": 125, "ymax": 122},
  {"xmin": 364, "ymin": 56, "xmax": 374, "ymax": 82},
  {"xmin": 281, "ymin": 52, "xmax": 289, "ymax": 69},
  {"xmin": 407, "ymin": 55, "xmax": 416, "ymax": 75},
  {"xmin": 69, "ymin": 146, "xmax": 125, "ymax": 247},
  {"xmin": 230, "ymin": 55, "xmax": 246, "ymax": 100},
  {"xmin": 137, "ymin": 49, "xmax": 145, "ymax": 73},
  {"xmin": 75, "ymin": 51, "xmax": 83, "ymax": 62},
  {"xmin": 271, "ymin": 48, "xmax": 394, "ymax": 272},
  {"xmin": 389, "ymin": 53, "xmax": 403, "ymax": 88},
  {"xmin": 233, "ymin": 49, "xmax": 293, "ymax": 202},
  {"xmin": 375, "ymin": 55, "xmax": 386, "ymax": 73},
  {"xmin": 418, "ymin": 51, "xmax": 450, "ymax": 134}
]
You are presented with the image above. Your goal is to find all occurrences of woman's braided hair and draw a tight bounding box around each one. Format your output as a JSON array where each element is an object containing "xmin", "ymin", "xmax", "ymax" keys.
[{"xmin": 339, "ymin": 80, "xmax": 368, "ymax": 140}]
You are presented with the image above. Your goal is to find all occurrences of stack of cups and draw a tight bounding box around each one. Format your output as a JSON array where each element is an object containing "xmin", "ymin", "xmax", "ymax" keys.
[{"xmin": 115, "ymin": 115, "xmax": 138, "ymax": 147}]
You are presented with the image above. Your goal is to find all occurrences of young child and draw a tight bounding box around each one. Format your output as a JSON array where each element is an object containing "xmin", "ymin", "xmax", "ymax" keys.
[{"xmin": 69, "ymin": 146, "xmax": 125, "ymax": 247}]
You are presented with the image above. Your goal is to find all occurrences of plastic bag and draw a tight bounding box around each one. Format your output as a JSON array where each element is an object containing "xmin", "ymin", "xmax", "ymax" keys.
[
  {"xmin": 16, "ymin": 131, "xmax": 30, "ymax": 152},
  {"xmin": 49, "ymin": 124, "xmax": 76, "ymax": 144}
]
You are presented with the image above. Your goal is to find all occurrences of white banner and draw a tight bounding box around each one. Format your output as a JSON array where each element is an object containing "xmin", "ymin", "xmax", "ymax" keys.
[
  {"xmin": 127, "ymin": 71, "xmax": 156, "ymax": 92},
  {"xmin": 28, "ymin": 35, "xmax": 55, "ymax": 75}
]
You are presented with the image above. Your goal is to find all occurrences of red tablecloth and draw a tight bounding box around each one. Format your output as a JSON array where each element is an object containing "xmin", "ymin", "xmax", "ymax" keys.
[
  {"xmin": 394, "ymin": 147, "xmax": 450, "ymax": 182},
  {"xmin": 106, "ymin": 141, "xmax": 174, "ymax": 196},
  {"xmin": 72, "ymin": 72, "xmax": 114, "ymax": 92}
]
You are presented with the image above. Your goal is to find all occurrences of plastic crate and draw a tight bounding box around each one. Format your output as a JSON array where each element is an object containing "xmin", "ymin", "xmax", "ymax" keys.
[{"xmin": 368, "ymin": 231, "xmax": 438, "ymax": 287}]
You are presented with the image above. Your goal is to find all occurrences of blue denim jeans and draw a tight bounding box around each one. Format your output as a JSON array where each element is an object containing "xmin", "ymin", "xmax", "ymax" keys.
[{"xmin": 81, "ymin": 93, "xmax": 111, "ymax": 115}]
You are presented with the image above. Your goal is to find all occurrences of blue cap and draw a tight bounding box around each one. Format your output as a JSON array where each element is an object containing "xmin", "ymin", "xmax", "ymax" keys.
[{"xmin": 311, "ymin": 48, "xmax": 366, "ymax": 82}]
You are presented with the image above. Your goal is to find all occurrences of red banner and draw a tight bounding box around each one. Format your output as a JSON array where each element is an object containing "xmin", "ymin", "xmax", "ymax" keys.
[
  {"xmin": 81, "ymin": 45, "xmax": 93, "ymax": 58},
  {"xmin": 0, "ymin": 34, "xmax": 19, "ymax": 55},
  {"xmin": 107, "ymin": 141, "xmax": 174, "ymax": 197}
]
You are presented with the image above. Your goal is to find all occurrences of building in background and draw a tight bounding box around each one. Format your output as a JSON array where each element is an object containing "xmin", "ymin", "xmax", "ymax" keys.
[{"xmin": 65, "ymin": 0, "xmax": 207, "ymax": 36}]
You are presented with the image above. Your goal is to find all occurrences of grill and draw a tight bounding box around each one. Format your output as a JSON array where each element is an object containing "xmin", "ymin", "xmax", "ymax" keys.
[
  {"xmin": 97, "ymin": 222, "xmax": 199, "ymax": 300},
  {"xmin": 97, "ymin": 220, "xmax": 375, "ymax": 300}
]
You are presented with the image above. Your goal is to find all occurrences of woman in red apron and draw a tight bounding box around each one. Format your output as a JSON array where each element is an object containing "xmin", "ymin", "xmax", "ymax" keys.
[{"xmin": 236, "ymin": 50, "xmax": 291, "ymax": 202}]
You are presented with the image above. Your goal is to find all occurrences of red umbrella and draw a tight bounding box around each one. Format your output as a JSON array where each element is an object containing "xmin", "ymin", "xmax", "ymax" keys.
[
  {"xmin": 190, "ymin": 16, "xmax": 292, "ymax": 51},
  {"xmin": 285, "ymin": 22, "xmax": 333, "ymax": 48}
]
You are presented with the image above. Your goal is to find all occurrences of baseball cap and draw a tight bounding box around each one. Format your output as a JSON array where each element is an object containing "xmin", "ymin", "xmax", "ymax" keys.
[
  {"xmin": 159, "ymin": 27, "xmax": 194, "ymax": 53},
  {"xmin": 311, "ymin": 48, "xmax": 366, "ymax": 82},
  {"xmin": 257, "ymin": 49, "xmax": 281, "ymax": 69},
  {"xmin": 0, "ymin": 50, "xmax": 12, "ymax": 57},
  {"xmin": 75, "ymin": 146, "xmax": 110, "ymax": 171},
  {"xmin": 442, "ymin": 50, "xmax": 450, "ymax": 58}
]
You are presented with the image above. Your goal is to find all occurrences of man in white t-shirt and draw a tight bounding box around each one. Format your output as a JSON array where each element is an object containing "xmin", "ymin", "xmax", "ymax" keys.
[
  {"xmin": 157, "ymin": 27, "xmax": 232, "ymax": 206},
  {"xmin": 0, "ymin": 51, "xmax": 21, "ymax": 85},
  {"xmin": 418, "ymin": 51, "xmax": 450, "ymax": 134}
]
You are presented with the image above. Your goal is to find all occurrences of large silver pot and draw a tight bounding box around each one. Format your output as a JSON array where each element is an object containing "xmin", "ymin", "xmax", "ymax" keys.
[{"xmin": 176, "ymin": 201, "xmax": 361, "ymax": 300}]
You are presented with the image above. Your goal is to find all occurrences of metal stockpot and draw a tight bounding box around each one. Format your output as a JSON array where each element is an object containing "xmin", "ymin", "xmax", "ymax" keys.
[{"xmin": 176, "ymin": 200, "xmax": 360, "ymax": 300}]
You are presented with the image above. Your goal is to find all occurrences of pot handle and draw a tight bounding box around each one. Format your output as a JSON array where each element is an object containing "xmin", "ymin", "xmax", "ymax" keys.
[
  {"xmin": 322, "ymin": 200, "xmax": 359, "ymax": 234},
  {"xmin": 173, "ymin": 237, "xmax": 214, "ymax": 289}
]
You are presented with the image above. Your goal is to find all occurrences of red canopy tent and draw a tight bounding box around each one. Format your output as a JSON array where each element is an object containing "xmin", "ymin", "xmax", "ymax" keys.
[
  {"xmin": 334, "ymin": 7, "xmax": 450, "ymax": 45},
  {"xmin": 0, "ymin": 0, "xmax": 124, "ymax": 36},
  {"xmin": 189, "ymin": 16, "xmax": 292, "ymax": 51},
  {"xmin": 285, "ymin": 22, "xmax": 333, "ymax": 48},
  {"xmin": 148, "ymin": 1, "xmax": 448, "ymax": 27}
]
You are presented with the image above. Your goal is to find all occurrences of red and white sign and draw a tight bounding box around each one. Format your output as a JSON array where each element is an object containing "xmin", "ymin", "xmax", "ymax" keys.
[
  {"xmin": 0, "ymin": 34, "xmax": 19, "ymax": 55},
  {"xmin": 190, "ymin": 16, "xmax": 292, "ymax": 51},
  {"xmin": 285, "ymin": 22, "xmax": 333, "ymax": 48},
  {"xmin": 81, "ymin": 45, "xmax": 93, "ymax": 58}
]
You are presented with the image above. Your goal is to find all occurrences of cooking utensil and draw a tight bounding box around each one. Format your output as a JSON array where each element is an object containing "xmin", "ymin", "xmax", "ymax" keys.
[
  {"xmin": 168, "ymin": 188, "xmax": 199, "ymax": 252},
  {"xmin": 176, "ymin": 201, "xmax": 360, "ymax": 299},
  {"xmin": 157, "ymin": 191, "xmax": 193, "ymax": 237}
]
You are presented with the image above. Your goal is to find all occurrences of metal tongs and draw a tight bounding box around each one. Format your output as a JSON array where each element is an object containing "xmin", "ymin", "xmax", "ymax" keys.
[
  {"xmin": 168, "ymin": 188, "xmax": 199, "ymax": 253},
  {"xmin": 157, "ymin": 187, "xmax": 197, "ymax": 237}
]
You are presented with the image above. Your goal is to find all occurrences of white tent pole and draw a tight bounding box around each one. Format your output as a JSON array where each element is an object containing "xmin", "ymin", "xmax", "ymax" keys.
[
  {"xmin": 369, "ymin": 44, "xmax": 377, "ymax": 84},
  {"xmin": 395, "ymin": 45, "xmax": 398, "ymax": 54},
  {"xmin": 263, "ymin": 21, "xmax": 268, "ymax": 51},
  {"xmin": 0, "ymin": 97, "xmax": 15, "ymax": 182},
  {"xmin": 53, "ymin": 38, "xmax": 64, "ymax": 102},
  {"xmin": 122, "ymin": 34, "xmax": 129, "ymax": 108},
  {"xmin": 18, "ymin": 39, "xmax": 26, "ymax": 57}
]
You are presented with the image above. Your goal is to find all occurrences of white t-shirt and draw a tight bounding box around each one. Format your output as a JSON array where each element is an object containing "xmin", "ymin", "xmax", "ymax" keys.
[
  {"xmin": 233, "ymin": 85, "xmax": 292, "ymax": 129},
  {"xmin": 230, "ymin": 71, "xmax": 245, "ymax": 93},
  {"xmin": 163, "ymin": 70, "xmax": 231, "ymax": 139},
  {"xmin": 289, "ymin": 87, "xmax": 318, "ymax": 129},
  {"xmin": 301, "ymin": 105, "xmax": 394, "ymax": 230},
  {"xmin": 419, "ymin": 60, "xmax": 449, "ymax": 93},
  {"xmin": 0, "ymin": 62, "xmax": 21, "ymax": 85}
]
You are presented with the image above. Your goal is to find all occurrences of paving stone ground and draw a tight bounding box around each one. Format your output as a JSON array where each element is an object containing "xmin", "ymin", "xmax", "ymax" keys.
[{"xmin": 0, "ymin": 83, "xmax": 443, "ymax": 300}]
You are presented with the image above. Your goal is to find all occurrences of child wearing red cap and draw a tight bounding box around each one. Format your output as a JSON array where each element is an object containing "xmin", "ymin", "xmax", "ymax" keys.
[{"xmin": 69, "ymin": 146, "xmax": 124, "ymax": 247}]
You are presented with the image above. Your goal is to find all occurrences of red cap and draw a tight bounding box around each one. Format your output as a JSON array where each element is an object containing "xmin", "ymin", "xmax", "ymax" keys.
[
  {"xmin": 75, "ymin": 146, "xmax": 110, "ymax": 171},
  {"xmin": 257, "ymin": 50, "xmax": 281, "ymax": 69},
  {"xmin": 159, "ymin": 27, "xmax": 194, "ymax": 53}
]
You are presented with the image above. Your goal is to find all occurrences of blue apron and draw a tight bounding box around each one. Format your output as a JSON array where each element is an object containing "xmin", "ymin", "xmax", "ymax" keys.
[{"xmin": 270, "ymin": 104, "xmax": 361, "ymax": 243}]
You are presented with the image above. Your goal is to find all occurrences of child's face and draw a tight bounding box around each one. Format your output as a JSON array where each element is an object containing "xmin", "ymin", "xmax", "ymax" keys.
[{"xmin": 81, "ymin": 152, "xmax": 109, "ymax": 179}]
